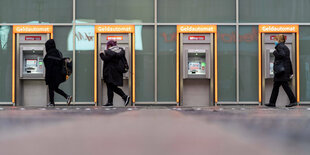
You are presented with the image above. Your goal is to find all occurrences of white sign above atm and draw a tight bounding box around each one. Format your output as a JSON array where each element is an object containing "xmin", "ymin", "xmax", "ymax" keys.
[
  {"xmin": 95, "ymin": 25, "xmax": 135, "ymax": 33},
  {"xmin": 259, "ymin": 25, "xmax": 299, "ymax": 33},
  {"xmin": 13, "ymin": 25, "xmax": 53, "ymax": 34}
]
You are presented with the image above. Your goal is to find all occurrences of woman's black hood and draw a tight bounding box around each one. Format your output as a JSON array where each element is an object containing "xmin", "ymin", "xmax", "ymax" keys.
[{"xmin": 45, "ymin": 39, "xmax": 56, "ymax": 52}]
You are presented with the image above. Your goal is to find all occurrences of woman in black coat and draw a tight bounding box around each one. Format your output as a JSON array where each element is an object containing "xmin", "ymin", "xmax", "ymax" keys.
[
  {"xmin": 100, "ymin": 40, "xmax": 130, "ymax": 106},
  {"xmin": 265, "ymin": 34, "xmax": 297, "ymax": 107},
  {"xmin": 43, "ymin": 39, "xmax": 72, "ymax": 107}
]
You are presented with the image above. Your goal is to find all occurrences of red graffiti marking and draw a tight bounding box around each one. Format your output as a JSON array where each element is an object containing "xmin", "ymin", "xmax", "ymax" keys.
[
  {"xmin": 162, "ymin": 32, "xmax": 176, "ymax": 42},
  {"xmin": 160, "ymin": 27, "xmax": 258, "ymax": 43}
]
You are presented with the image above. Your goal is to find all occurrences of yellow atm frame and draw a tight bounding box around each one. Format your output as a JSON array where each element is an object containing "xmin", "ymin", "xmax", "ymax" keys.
[
  {"xmin": 176, "ymin": 25, "xmax": 218, "ymax": 106},
  {"xmin": 94, "ymin": 25, "xmax": 135, "ymax": 106},
  {"xmin": 258, "ymin": 25, "xmax": 300, "ymax": 104},
  {"xmin": 12, "ymin": 25, "xmax": 53, "ymax": 105}
]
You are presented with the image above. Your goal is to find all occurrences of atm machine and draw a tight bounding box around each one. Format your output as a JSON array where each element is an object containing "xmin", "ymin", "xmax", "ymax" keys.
[
  {"xmin": 179, "ymin": 34, "xmax": 214, "ymax": 106},
  {"xmin": 15, "ymin": 34, "xmax": 50, "ymax": 106},
  {"xmin": 97, "ymin": 34, "xmax": 132, "ymax": 106},
  {"xmin": 261, "ymin": 33, "xmax": 296, "ymax": 106}
]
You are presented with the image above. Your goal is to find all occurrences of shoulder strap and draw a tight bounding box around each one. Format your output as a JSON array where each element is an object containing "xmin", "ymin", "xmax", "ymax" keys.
[
  {"xmin": 57, "ymin": 50, "xmax": 63, "ymax": 58},
  {"xmin": 47, "ymin": 55, "xmax": 62, "ymax": 61}
]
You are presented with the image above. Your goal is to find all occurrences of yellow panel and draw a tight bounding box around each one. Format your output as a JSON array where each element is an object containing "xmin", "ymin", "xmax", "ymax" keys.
[
  {"xmin": 176, "ymin": 33, "xmax": 179, "ymax": 103},
  {"xmin": 214, "ymin": 33, "xmax": 218, "ymax": 103},
  {"xmin": 94, "ymin": 34, "xmax": 97, "ymax": 104},
  {"xmin": 258, "ymin": 33, "xmax": 262, "ymax": 103},
  {"xmin": 12, "ymin": 33, "xmax": 15, "ymax": 103},
  {"xmin": 132, "ymin": 33, "xmax": 136, "ymax": 103},
  {"xmin": 297, "ymin": 32, "xmax": 300, "ymax": 102}
]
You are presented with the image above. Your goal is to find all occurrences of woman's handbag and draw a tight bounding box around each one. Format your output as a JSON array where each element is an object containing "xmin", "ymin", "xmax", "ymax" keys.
[{"xmin": 274, "ymin": 63, "xmax": 285, "ymax": 75}]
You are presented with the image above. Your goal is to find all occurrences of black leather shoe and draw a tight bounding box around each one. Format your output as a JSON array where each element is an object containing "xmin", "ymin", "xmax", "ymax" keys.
[
  {"xmin": 47, "ymin": 103, "xmax": 56, "ymax": 107},
  {"xmin": 286, "ymin": 102, "xmax": 297, "ymax": 107},
  {"xmin": 265, "ymin": 103, "xmax": 276, "ymax": 107},
  {"xmin": 124, "ymin": 96, "xmax": 130, "ymax": 106},
  {"xmin": 103, "ymin": 102, "xmax": 113, "ymax": 106}
]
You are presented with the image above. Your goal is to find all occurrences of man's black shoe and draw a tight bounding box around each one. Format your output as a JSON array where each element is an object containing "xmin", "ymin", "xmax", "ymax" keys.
[
  {"xmin": 124, "ymin": 96, "xmax": 130, "ymax": 106},
  {"xmin": 286, "ymin": 102, "xmax": 297, "ymax": 107},
  {"xmin": 265, "ymin": 103, "xmax": 276, "ymax": 107},
  {"xmin": 103, "ymin": 102, "xmax": 113, "ymax": 106}
]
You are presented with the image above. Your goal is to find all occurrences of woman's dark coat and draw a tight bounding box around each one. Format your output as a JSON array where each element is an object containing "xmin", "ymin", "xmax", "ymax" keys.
[
  {"xmin": 100, "ymin": 46, "xmax": 125, "ymax": 86},
  {"xmin": 273, "ymin": 42, "xmax": 293, "ymax": 82},
  {"xmin": 43, "ymin": 39, "xmax": 66, "ymax": 86}
]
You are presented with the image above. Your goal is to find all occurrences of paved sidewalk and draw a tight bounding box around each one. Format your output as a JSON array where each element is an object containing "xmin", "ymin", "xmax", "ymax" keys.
[{"xmin": 0, "ymin": 106, "xmax": 309, "ymax": 155}]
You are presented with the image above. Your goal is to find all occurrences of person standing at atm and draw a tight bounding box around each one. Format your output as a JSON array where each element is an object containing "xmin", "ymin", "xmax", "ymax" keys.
[
  {"xmin": 44, "ymin": 39, "xmax": 72, "ymax": 107},
  {"xmin": 100, "ymin": 40, "xmax": 130, "ymax": 106},
  {"xmin": 265, "ymin": 34, "xmax": 297, "ymax": 107}
]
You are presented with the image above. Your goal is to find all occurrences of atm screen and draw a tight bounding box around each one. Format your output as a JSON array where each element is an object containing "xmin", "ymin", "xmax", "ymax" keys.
[
  {"xmin": 26, "ymin": 59, "xmax": 37, "ymax": 67},
  {"xmin": 189, "ymin": 62, "xmax": 200, "ymax": 72},
  {"xmin": 188, "ymin": 53, "xmax": 206, "ymax": 75},
  {"xmin": 270, "ymin": 62, "xmax": 274, "ymax": 75},
  {"xmin": 268, "ymin": 49, "xmax": 275, "ymax": 76}
]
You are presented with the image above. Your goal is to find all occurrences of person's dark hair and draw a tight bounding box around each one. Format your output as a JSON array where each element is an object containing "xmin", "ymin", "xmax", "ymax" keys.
[{"xmin": 107, "ymin": 40, "xmax": 117, "ymax": 49}]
